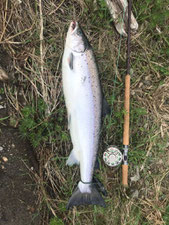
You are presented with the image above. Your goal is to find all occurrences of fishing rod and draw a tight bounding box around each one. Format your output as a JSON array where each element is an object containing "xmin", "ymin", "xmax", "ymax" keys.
[
  {"xmin": 103, "ymin": 0, "xmax": 132, "ymax": 187},
  {"xmin": 122, "ymin": 0, "xmax": 132, "ymax": 187},
  {"xmin": 103, "ymin": 0, "xmax": 131, "ymax": 187}
]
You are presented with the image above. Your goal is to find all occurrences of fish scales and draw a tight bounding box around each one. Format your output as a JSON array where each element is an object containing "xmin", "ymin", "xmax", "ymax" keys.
[{"xmin": 62, "ymin": 21, "xmax": 105, "ymax": 208}]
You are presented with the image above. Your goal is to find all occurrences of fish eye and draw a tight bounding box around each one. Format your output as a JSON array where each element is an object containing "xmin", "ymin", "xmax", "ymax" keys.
[{"xmin": 77, "ymin": 28, "xmax": 82, "ymax": 36}]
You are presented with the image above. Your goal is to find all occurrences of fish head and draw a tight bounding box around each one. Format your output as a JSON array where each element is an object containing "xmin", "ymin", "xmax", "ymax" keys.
[{"xmin": 65, "ymin": 21, "xmax": 90, "ymax": 53}]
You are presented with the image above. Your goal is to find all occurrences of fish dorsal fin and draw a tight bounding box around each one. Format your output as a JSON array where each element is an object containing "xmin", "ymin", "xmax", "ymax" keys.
[{"xmin": 68, "ymin": 53, "xmax": 74, "ymax": 70}]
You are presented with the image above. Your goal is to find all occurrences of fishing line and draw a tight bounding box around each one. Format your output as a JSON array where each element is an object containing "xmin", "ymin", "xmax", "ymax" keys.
[
  {"xmin": 110, "ymin": 6, "xmax": 127, "ymax": 110},
  {"xmin": 80, "ymin": 180, "xmax": 92, "ymax": 184},
  {"xmin": 104, "ymin": 3, "xmax": 127, "ymax": 133},
  {"xmin": 105, "ymin": 3, "xmax": 127, "ymax": 131}
]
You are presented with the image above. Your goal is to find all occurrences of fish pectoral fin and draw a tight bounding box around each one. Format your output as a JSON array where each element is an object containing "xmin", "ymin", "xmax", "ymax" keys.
[
  {"xmin": 68, "ymin": 52, "xmax": 74, "ymax": 70},
  {"xmin": 66, "ymin": 182, "xmax": 106, "ymax": 209},
  {"xmin": 66, "ymin": 149, "xmax": 79, "ymax": 166}
]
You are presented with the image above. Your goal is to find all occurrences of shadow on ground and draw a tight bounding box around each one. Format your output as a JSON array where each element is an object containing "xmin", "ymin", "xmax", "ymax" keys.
[{"xmin": 0, "ymin": 83, "xmax": 40, "ymax": 225}]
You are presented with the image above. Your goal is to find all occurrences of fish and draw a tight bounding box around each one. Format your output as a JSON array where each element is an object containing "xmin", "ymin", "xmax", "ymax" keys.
[{"xmin": 62, "ymin": 21, "xmax": 109, "ymax": 209}]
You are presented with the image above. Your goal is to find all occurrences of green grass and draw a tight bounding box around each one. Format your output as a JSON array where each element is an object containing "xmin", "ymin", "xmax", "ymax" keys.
[
  {"xmin": 0, "ymin": 87, "xmax": 5, "ymax": 94},
  {"xmin": 136, "ymin": 0, "xmax": 169, "ymax": 29},
  {"xmin": 49, "ymin": 216, "xmax": 64, "ymax": 225},
  {"xmin": 163, "ymin": 205, "xmax": 169, "ymax": 225},
  {"xmin": 19, "ymin": 98, "xmax": 70, "ymax": 147}
]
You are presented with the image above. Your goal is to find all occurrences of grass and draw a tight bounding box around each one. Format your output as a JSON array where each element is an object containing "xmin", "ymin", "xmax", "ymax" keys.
[{"xmin": 0, "ymin": 0, "xmax": 169, "ymax": 224}]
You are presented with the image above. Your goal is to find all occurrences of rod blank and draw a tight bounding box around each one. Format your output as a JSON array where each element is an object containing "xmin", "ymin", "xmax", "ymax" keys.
[{"xmin": 122, "ymin": 0, "xmax": 132, "ymax": 187}]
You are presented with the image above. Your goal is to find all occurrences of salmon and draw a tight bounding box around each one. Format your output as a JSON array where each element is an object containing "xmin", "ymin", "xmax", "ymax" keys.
[{"xmin": 62, "ymin": 21, "xmax": 108, "ymax": 209}]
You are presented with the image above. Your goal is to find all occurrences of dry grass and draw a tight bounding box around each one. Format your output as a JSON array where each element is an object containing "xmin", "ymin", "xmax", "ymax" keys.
[{"xmin": 0, "ymin": 0, "xmax": 169, "ymax": 224}]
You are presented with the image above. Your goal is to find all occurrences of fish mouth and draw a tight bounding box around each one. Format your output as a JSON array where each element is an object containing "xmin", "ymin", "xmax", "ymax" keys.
[
  {"xmin": 70, "ymin": 21, "xmax": 78, "ymax": 33},
  {"xmin": 72, "ymin": 21, "xmax": 76, "ymax": 30}
]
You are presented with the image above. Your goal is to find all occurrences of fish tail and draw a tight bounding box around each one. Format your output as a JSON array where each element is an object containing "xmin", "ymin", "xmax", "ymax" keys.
[{"xmin": 66, "ymin": 181, "xmax": 105, "ymax": 209}]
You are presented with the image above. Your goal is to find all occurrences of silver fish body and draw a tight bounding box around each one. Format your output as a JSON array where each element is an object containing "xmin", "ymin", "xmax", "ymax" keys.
[{"xmin": 62, "ymin": 21, "xmax": 105, "ymax": 208}]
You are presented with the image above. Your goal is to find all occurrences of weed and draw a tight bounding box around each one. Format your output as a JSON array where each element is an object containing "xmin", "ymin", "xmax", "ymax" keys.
[
  {"xmin": 163, "ymin": 205, "xmax": 169, "ymax": 225},
  {"xmin": 0, "ymin": 87, "xmax": 4, "ymax": 94},
  {"xmin": 136, "ymin": 0, "xmax": 169, "ymax": 28},
  {"xmin": 49, "ymin": 216, "xmax": 64, "ymax": 225},
  {"xmin": 0, "ymin": 116, "xmax": 9, "ymax": 121},
  {"xmin": 19, "ymin": 98, "xmax": 69, "ymax": 148}
]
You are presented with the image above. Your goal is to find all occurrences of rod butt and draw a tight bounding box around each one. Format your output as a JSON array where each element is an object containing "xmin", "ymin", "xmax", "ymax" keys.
[{"xmin": 122, "ymin": 164, "xmax": 128, "ymax": 187}]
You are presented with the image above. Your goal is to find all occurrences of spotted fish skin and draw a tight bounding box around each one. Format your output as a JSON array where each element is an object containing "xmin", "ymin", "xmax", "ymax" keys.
[{"xmin": 62, "ymin": 21, "xmax": 105, "ymax": 208}]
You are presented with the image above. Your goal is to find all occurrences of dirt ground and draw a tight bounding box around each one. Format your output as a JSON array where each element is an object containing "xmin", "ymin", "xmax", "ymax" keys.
[{"xmin": 0, "ymin": 83, "xmax": 40, "ymax": 225}]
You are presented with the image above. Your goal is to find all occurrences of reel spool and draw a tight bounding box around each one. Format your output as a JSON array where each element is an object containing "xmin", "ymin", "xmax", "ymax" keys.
[{"xmin": 103, "ymin": 146, "xmax": 122, "ymax": 167}]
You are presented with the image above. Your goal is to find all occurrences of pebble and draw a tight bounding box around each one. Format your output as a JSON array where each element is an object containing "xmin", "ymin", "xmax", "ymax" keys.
[
  {"xmin": 11, "ymin": 143, "xmax": 15, "ymax": 148},
  {"xmin": 158, "ymin": 159, "xmax": 163, "ymax": 165},
  {"xmin": 132, "ymin": 190, "xmax": 139, "ymax": 199},
  {"xmin": 2, "ymin": 157, "xmax": 8, "ymax": 162},
  {"xmin": 0, "ymin": 146, "xmax": 3, "ymax": 151},
  {"xmin": 130, "ymin": 167, "xmax": 140, "ymax": 182}
]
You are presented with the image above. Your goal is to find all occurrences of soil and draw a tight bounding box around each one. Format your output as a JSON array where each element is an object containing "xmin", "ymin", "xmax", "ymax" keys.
[{"xmin": 0, "ymin": 82, "xmax": 40, "ymax": 225}]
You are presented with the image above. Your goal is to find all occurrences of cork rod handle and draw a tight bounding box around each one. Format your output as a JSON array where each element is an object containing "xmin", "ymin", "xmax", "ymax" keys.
[
  {"xmin": 123, "ymin": 74, "xmax": 130, "ymax": 146},
  {"xmin": 122, "ymin": 74, "xmax": 130, "ymax": 187},
  {"xmin": 122, "ymin": 164, "xmax": 128, "ymax": 187}
]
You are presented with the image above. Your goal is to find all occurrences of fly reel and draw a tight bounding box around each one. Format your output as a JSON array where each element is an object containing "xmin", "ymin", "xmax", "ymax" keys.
[{"xmin": 103, "ymin": 146, "xmax": 122, "ymax": 167}]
